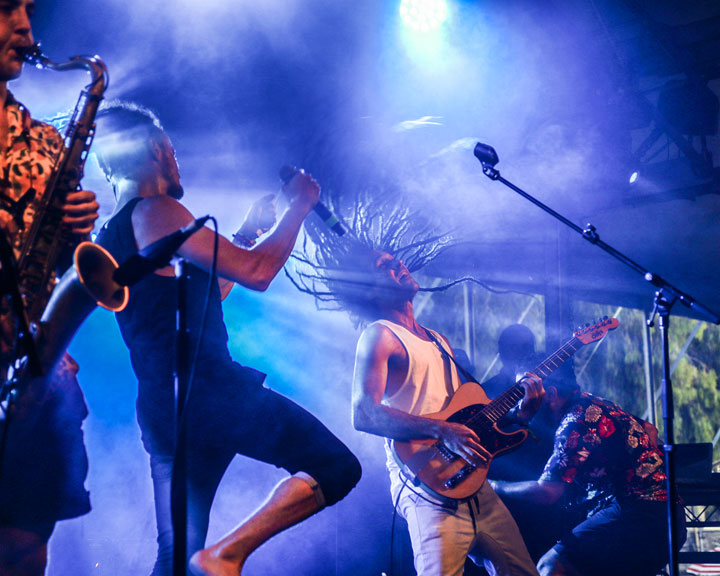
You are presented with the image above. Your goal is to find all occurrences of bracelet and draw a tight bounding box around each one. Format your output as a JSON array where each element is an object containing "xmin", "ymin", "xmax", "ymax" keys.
[{"xmin": 232, "ymin": 228, "xmax": 262, "ymax": 248}]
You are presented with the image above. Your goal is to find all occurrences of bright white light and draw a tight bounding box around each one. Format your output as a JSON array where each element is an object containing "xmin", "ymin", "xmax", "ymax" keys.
[
  {"xmin": 400, "ymin": 0, "xmax": 448, "ymax": 33},
  {"xmin": 629, "ymin": 171, "xmax": 639, "ymax": 184}
]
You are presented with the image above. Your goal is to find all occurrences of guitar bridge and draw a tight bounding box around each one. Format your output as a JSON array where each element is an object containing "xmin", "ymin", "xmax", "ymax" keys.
[
  {"xmin": 436, "ymin": 442, "xmax": 459, "ymax": 462},
  {"xmin": 444, "ymin": 464, "xmax": 475, "ymax": 489}
]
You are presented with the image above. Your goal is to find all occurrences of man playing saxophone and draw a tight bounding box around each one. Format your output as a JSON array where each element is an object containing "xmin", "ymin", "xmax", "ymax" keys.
[{"xmin": 0, "ymin": 1, "xmax": 100, "ymax": 574}]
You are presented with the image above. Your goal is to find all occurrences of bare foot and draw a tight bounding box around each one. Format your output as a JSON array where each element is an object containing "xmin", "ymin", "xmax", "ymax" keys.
[{"xmin": 189, "ymin": 549, "xmax": 242, "ymax": 576}]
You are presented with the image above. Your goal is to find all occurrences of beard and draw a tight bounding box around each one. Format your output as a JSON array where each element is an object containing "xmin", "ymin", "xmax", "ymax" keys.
[
  {"xmin": 160, "ymin": 146, "xmax": 184, "ymax": 199},
  {"xmin": 167, "ymin": 182, "xmax": 184, "ymax": 200},
  {"xmin": 374, "ymin": 281, "xmax": 417, "ymax": 308}
]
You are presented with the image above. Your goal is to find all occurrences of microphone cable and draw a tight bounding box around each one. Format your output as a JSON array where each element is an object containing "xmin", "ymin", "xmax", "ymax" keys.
[
  {"xmin": 388, "ymin": 479, "xmax": 406, "ymax": 576},
  {"xmin": 176, "ymin": 216, "xmax": 220, "ymax": 440}
]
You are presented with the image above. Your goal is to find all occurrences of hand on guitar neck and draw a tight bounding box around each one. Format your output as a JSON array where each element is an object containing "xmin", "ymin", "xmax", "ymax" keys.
[{"xmin": 509, "ymin": 371, "xmax": 545, "ymax": 423}]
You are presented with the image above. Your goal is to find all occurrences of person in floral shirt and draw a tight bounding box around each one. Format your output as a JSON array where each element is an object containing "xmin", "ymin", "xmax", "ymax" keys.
[
  {"xmin": 492, "ymin": 373, "xmax": 686, "ymax": 576},
  {"xmin": 0, "ymin": 1, "xmax": 101, "ymax": 574}
]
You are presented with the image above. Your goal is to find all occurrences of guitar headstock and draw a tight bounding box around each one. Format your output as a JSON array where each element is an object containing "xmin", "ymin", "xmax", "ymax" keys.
[{"xmin": 574, "ymin": 316, "xmax": 620, "ymax": 345}]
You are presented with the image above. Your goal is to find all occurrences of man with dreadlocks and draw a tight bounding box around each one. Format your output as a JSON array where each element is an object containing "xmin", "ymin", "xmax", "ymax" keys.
[{"xmin": 345, "ymin": 248, "xmax": 544, "ymax": 576}]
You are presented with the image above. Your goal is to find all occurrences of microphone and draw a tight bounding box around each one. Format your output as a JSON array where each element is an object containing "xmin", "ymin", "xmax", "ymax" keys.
[
  {"xmin": 473, "ymin": 143, "xmax": 499, "ymax": 168},
  {"xmin": 279, "ymin": 165, "xmax": 346, "ymax": 236},
  {"xmin": 113, "ymin": 215, "xmax": 211, "ymax": 287}
]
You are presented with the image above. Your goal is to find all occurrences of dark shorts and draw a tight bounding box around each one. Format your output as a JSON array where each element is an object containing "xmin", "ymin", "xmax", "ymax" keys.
[
  {"xmin": 553, "ymin": 498, "xmax": 686, "ymax": 576},
  {"xmin": 0, "ymin": 356, "xmax": 91, "ymax": 527},
  {"xmin": 138, "ymin": 360, "xmax": 361, "ymax": 506}
]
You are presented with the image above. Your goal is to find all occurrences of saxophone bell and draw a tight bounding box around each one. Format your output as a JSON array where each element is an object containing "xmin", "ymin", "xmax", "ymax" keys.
[
  {"xmin": 36, "ymin": 244, "xmax": 127, "ymax": 376},
  {"xmin": 74, "ymin": 242, "xmax": 129, "ymax": 312}
]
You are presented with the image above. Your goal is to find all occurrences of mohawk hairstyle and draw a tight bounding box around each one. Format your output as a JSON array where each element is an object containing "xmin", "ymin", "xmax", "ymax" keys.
[
  {"xmin": 91, "ymin": 100, "xmax": 166, "ymax": 182},
  {"xmin": 96, "ymin": 99, "xmax": 165, "ymax": 131}
]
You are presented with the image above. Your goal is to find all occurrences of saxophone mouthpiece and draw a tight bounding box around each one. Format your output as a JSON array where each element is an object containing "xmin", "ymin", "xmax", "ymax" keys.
[{"xmin": 19, "ymin": 43, "xmax": 47, "ymax": 67}]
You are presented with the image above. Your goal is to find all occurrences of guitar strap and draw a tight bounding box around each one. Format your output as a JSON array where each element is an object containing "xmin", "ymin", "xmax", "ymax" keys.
[
  {"xmin": 422, "ymin": 327, "xmax": 535, "ymax": 433},
  {"xmin": 422, "ymin": 327, "xmax": 480, "ymax": 386}
]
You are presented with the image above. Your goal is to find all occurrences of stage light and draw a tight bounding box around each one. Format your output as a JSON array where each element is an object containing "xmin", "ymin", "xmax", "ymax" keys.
[
  {"xmin": 629, "ymin": 171, "xmax": 639, "ymax": 184},
  {"xmin": 399, "ymin": 0, "xmax": 448, "ymax": 33}
]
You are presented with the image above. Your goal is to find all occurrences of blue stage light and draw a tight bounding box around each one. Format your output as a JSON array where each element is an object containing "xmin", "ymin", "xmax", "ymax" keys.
[{"xmin": 399, "ymin": 0, "xmax": 448, "ymax": 33}]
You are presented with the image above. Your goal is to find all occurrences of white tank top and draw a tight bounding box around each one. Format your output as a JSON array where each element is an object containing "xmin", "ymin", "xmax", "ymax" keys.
[
  {"xmin": 374, "ymin": 319, "xmax": 461, "ymax": 416},
  {"xmin": 370, "ymin": 320, "xmax": 462, "ymax": 476}
]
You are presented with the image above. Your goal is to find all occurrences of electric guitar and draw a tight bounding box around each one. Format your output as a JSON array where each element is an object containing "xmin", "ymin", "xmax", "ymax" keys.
[{"xmin": 391, "ymin": 317, "xmax": 620, "ymax": 502}]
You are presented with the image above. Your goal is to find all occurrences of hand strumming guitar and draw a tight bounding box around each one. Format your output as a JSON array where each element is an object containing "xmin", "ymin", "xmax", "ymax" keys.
[{"xmin": 436, "ymin": 421, "xmax": 492, "ymax": 468}]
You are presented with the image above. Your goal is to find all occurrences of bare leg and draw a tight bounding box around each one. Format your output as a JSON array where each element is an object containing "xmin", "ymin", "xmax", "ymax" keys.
[{"xmin": 189, "ymin": 474, "xmax": 325, "ymax": 576}]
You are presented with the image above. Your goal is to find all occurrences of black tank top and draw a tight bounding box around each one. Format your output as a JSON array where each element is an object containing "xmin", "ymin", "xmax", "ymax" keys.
[
  {"xmin": 97, "ymin": 198, "xmax": 265, "ymax": 455},
  {"xmin": 97, "ymin": 197, "xmax": 232, "ymax": 381}
]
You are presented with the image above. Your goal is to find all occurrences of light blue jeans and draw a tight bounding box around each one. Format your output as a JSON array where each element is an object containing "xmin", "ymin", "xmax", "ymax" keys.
[{"xmin": 390, "ymin": 469, "xmax": 539, "ymax": 576}]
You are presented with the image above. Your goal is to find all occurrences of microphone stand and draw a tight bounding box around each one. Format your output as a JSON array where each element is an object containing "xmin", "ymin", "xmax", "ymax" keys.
[
  {"xmin": 106, "ymin": 216, "xmax": 209, "ymax": 576},
  {"xmin": 474, "ymin": 142, "xmax": 720, "ymax": 576},
  {"xmin": 172, "ymin": 257, "xmax": 190, "ymax": 576}
]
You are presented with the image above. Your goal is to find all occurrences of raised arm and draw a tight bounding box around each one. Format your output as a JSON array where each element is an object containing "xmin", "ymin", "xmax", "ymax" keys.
[
  {"xmin": 131, "ymin": 172, "xmax": 319, "ymax": 291},
  {"xmin": 219, "ymin": 193, "xmax": 277, "ymax": 299},
  {"xmin": 352, "ymin": 324, "xmax": 490, "ymax": 467}
]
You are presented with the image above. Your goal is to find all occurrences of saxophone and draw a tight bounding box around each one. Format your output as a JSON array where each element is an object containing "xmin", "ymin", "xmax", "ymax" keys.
[
  {"xmin": 2, "ymin": 45, "xmax": 128, "ymax": 381},
  {"xmin": 18, "ymin": 45, "xmax": 128, "ymax": 317}
]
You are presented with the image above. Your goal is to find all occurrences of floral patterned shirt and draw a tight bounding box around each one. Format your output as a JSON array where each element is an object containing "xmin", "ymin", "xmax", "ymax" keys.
[
  {"xmin": 1, "ymin": 91, "xmax": 63, "ymax": 255},
  {"xmin": 0, "ymin": 92, "xmax": 63, "ymax": 361},
  {"xmin": 540, "ymin": 392, "xmax": 667, "ymax": 504}
]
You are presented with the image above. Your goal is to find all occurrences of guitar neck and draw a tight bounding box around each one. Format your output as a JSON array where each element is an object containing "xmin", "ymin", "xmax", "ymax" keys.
[{"xmin": 480, "ymin": 335, "xmax": 583, "ymax": 425}]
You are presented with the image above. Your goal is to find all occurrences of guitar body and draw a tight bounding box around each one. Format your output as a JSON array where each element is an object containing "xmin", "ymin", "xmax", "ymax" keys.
[
  {"xmin": 391, "ymin": 381, "xmax": 528, "ymax": 501},
  {"xmin": 391, "ymin": 317, "xmax": 619, "ymax": 502}
]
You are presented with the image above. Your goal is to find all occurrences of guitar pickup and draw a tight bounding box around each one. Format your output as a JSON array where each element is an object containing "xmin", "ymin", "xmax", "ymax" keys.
[{"xmin": 444, "ymin": 464, "xmax": 475, "ymax": 489}]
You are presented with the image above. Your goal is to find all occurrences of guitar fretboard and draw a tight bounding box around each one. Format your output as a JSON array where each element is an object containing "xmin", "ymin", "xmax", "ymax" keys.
[{"xmin": 472, "ymin": 336, "xmax": 583, "ymax": 426}]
